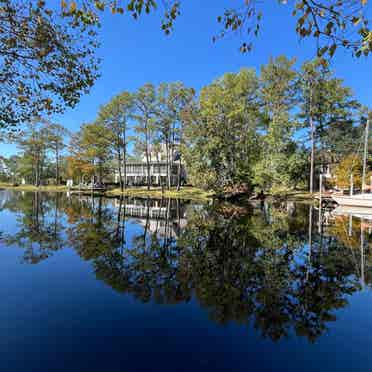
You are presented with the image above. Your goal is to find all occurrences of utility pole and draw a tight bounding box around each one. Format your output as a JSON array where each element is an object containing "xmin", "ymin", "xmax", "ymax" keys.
[
  {"xmin": 362, "ymin": 116, "xmax": 370, "ymax": 193},
  {"xmin": 310, "ymin": 115, "xmax": 315, "ymax": 193},
  {"xmin": 309, "ymin": 81, "xmax": 315, "ymax": 194}
]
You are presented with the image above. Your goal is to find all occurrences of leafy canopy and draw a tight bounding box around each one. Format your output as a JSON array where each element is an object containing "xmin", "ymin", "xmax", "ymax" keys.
[
  {"xmin": 0, "ymin": 0, "xmax": 100, "ymax": 129},
  {"xmin": 64, "ymin": 0, "xmax": 371, "ymax": 59},
  {"xmin": 2, "ymin": 1, "xmax": 369, "ymax": 130}
]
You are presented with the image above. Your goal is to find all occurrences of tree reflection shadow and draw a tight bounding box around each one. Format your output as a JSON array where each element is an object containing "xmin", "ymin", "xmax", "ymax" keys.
[{"xmin": 1, "ymin": 191, "xmax": 371, "ymax": 342}]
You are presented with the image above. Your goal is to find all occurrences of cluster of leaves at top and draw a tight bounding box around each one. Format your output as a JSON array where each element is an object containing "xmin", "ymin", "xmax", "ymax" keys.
[
  {"xmin": 0, "ymin": 0, "xmax": 100, "ymax": 128},
  {"xmin": 0, "ymin": 0, "xmax": 370, "ymax": 130}
]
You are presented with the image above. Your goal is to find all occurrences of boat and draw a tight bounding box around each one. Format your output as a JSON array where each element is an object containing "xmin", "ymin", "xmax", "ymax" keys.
[
  {"xmin": 332, "ymin": 204, "xmax": 372, "ymax": 219},
  {"xmin": 332, "ymin": 194, "xmax": 372, "ymax": 208}
]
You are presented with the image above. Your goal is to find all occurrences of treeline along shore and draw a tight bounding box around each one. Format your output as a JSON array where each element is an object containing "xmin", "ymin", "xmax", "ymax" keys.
[{"xmin": 0, "ymin": 56, "xmax": 370, "ymax": 200}]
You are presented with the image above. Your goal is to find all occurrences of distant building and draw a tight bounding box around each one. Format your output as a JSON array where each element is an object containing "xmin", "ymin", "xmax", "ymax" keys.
[
  {"xmin": 321, "ymin": 163, "xmax": 333, "ymax": 179},
  {"xmin": 314, "ymin": 150, "xmax": 339, "ymax": 185},
  {"xmin": 114, "ymin": 144, "xmax": 186, "ymax": 186}
]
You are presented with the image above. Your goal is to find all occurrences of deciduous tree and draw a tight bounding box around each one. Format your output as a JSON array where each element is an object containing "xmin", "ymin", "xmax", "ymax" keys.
[
  {"xmin": 0, "ymin": 0, "xmax": 99, "ymax": 129},
  {"xmin": 254, "ymin": 56, "xmax": 299, "ymax": 191},
  {"xmin": 133, "ymin": 83, "xmax": 157, "ymax": 190},
  {"xmin": 97, "ymin": 91, "xmax": 134, "ymax": 191},
  {"xmin": 184, "ymin": 69, "xmax": 261, "ymax": 192},
  {"xmin": 44, "ymin": 122, "xmax": 70, "ymax": 185},
  {"xmin": 157, "ymin": 82, "xmax": 194, "ymax": 189}
]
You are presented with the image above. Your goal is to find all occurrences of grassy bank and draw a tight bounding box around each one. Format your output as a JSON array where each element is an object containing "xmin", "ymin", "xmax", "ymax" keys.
[
  {"xmin": 0, "ymin": 183, "xmax": 315, "ymax": 202},
  {"xmin": 0, "ymin": 183, "xmax": 214, "ymax": 201},
  {"xmin": 0, "ymin": 183, "xmax": 69, "ymax": 192},
  {"xmin": 270, "ymin": 190, "xmax": 315, "ymax": 201},
  {"xmin": 108, "ymin": 186, "xmax": 214, "ymax": 201}
]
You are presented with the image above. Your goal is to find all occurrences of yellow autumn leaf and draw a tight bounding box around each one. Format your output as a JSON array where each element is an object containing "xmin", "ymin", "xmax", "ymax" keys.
[{"xmin": 70, "ymin": 1, "xmax": 77, "ymax": 13}]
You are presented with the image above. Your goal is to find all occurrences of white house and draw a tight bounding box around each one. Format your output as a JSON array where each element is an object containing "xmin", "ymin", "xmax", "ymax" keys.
[{"xmin": 114, "ymin": 144, "xmax": 186, "ymax": 186}]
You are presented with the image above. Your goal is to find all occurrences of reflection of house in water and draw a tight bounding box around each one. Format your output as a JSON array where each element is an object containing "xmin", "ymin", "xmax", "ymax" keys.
[{"xmin": 114, "ymin": 198, "xmax": 188, "ymax": 238}]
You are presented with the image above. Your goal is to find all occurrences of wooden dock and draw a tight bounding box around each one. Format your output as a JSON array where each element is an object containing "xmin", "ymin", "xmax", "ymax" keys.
[{"xmin": 68, "ymin": 187, "xmax": 107, "ymax": 195}]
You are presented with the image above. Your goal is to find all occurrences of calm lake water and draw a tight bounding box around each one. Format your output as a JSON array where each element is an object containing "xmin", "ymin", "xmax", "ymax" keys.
[{"xmin": 0, "ymin": 190, "xmax": 372, "ymax": 372}]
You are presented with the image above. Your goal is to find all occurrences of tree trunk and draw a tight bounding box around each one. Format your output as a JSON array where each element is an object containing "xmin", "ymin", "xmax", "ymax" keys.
[
  {"xmin": 145, "ymin": 126, "xmax": 151, "ymax": 190},
  {"xmin": 33, "ymin": 161, "xmax": 36, "ymax": 186},
  {"xmin": 98, "ymin": 160, "xmax": 103, "ymax": 184},
  {"xmin": 35, "ymin": 155, "xmax": 40, "ymax": 187},
  {"xmin": 157, "ymin": 153, "xmax": 161, "ymax": 187},
  {"xmin": 123, "ymin": 130, "xmax": 127, "ymax": 191},
  {"xmin": 177, "ymin": 161, "xmax": 181, "ymax": 191},
  {"xmin": 166, "ymin": 141, "xmax": 171, "ymax": 190},
  {"xmin": 55, "ymin": 146, "xmax": 59, "ymax": 185},
  {"xmin": 177, "ymin": 127, "xmax": 183, "ymax": 191},
  {"xmin": 170, "ymin": 126, "xmax": 176, "ymax": 189},
  {"xmin": 118, "ymin": 149, "xmax": 123, "ymax": 192}
]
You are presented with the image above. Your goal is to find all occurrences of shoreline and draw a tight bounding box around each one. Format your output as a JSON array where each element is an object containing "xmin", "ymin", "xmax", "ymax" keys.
[
  {"xmin": 270, "ymin": 190, "xmax": 316, "ymax": 202},
  {"xmin": 0, "ymin": 184, "xmax": 69, "ymax": 192},
  {"xmin": 0, "ymin": 183, "xmax": 316, "ymax": 202},
  {"xmin": 0, "ymin": 184, "xmax": 214, "ymax": 201},
  {"xmin": 107, "ymin": 187, "xmax": 214, "ymax": 201}
]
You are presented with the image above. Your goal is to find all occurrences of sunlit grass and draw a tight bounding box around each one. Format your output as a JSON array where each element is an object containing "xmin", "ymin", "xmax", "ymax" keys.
[
  {"xmin": 271, "ymin": 189, "xmax": 315, "ymax": 201},
  {"xmin": 0, "ymin": 183, "xmax": 69, "ymax": 192},
  {"xmin": 0, "ymin": 183, "xmax": 214, "ymax": 201},
  {"xmin": 108, "ymin": 186, "xmax": 214, "ymax": 201}
]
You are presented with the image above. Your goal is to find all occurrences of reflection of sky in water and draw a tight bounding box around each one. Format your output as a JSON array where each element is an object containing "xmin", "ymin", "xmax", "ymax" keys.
[{"xmin": 0, "ymin": 190, "xmax": 372, "ymax": 372}]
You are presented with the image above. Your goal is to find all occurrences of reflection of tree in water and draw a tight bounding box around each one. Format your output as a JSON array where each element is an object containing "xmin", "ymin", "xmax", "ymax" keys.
[
  {"xmin": 0, "ymin": 191, "xmax": 370, "ymax": 342},
  {"xmin": 329, "ymin": 215, "xmax": 363, "ymax": 252},
  {"xmin": 66, "ymin": 196, "xmax": 123, "ymax": 260},
  {"xmin": 90, "ymin": 201, "xmax": 363, "ymax": 342},
  {"xmin": 177, "ymin": 205, "xmax": 360, "ymax": 342},
  {"xmin": 328, "ymin": 214, "xmax": 372, "ymax": 288},
  {"xmin": 2, "ymin": 192, "xmax": 65, "ymax": 263},
  {"xmin": 93, "ymin": 198, "xmax": 192, "ymax": 304}
]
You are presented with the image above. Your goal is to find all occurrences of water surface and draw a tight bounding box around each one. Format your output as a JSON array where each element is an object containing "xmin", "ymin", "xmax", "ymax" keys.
[{"xmin": 0, "ymin": 190, "xmax": 371, "ymax": 372}]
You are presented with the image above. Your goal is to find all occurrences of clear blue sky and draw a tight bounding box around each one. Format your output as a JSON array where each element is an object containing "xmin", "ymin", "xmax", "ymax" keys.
[{"xmin": 1, "ymin": 0, "xmax": 371, "ymax": 156}]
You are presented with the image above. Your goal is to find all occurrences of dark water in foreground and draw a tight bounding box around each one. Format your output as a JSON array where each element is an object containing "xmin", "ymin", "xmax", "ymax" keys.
[{"xmin": 0, "ymin": 190, "xmax": 372, "ymax": 372}]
